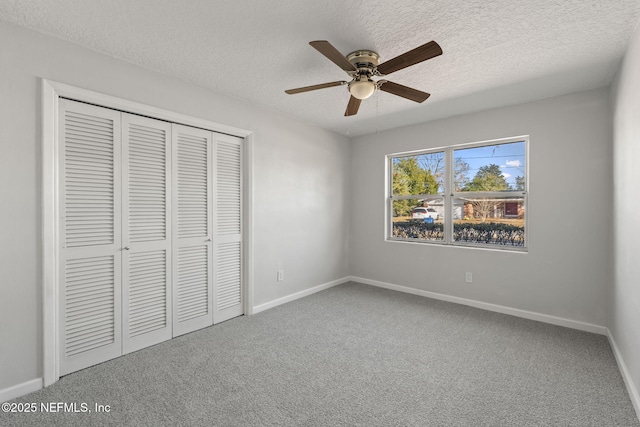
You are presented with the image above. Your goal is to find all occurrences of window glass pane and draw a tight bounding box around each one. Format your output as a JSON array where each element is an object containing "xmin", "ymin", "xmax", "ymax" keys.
[
  {"xmin": 453, "ymin": 141, "xmax": 526, "ymax": 192},
  {"xmin": 391, "ymin": 152, "xmax": 445, "ymax": 196},
  {"xmin": 392, "ymin": 197, "xmax": 444, "ymax": 241},
  {"xmin": 453, "ymin": 196, "xmax": 525, "ymax": 247}
]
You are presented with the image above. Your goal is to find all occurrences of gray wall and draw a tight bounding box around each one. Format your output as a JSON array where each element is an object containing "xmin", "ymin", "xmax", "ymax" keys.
[
  {"xmin": 612, "ymin": 19, "xmax": 640, "ymax": 410},
  {"xmin": 0, "ymin": 21, "xmax": 350, "ymax": 391},
  {"xmin": 2, "ymin": 16, "xmax": 638, "ymax": 410},
  {"xmin": 350, "ymin": 87, "xmax": 612, "ymax": 326}
]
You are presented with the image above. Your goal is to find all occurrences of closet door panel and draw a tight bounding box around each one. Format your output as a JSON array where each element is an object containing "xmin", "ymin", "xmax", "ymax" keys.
[
  {"xmin": 122, "ymin": 114, "xmax": 172, "ymax": 354},
  {"xmin": 58, "ymin": 99, "xmax": 122, "ymax": 376},
  {"xmin": 56, "ymin": 97, "xmax": 245, "ymax": 376},
  {"xmin": 213, "ymin": 134, "xmax": 243, "ymax": 324},
  {"xmin": 172, "ymin": 124, "xmax": 213, "ymax": 336}
]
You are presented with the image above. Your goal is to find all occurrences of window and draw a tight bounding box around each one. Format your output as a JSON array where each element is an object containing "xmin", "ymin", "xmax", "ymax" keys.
[
  {"xmin": 388, "ymin": 136, "xmax": 527, "ymax": 250},
  {"xmin": 390, "ymin": 151, "xmax": 445, "ymax": 242}
]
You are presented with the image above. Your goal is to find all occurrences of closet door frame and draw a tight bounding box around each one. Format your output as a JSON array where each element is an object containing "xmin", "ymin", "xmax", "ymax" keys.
[{"xmin": 42, "ymin": 79, "xmax": 254, "ymax": 387}]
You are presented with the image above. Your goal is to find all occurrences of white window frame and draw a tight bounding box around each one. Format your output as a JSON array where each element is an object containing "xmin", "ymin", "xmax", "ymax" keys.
[{"xmin": 386, "ymin": 135, "xmax": 528, "ymax": 251}]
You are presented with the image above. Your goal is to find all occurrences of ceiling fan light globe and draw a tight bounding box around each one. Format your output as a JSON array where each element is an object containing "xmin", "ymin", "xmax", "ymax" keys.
[{"xmin": 349, "ymin": 80, "xmax": 376, "ymax": 100}]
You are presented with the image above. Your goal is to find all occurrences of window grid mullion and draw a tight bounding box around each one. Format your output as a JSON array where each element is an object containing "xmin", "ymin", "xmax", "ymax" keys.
[{"xmin": 445, "ymin": 147, "xmax": 453, "ymax": 244}]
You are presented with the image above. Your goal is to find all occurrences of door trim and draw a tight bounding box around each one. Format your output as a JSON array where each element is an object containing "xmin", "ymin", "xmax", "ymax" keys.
[{"xmin": 42, "ymin": 79, "xmax": 254, "ymax": 386}]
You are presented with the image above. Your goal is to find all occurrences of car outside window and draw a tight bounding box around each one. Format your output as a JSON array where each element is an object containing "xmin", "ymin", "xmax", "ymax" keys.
[{"xmin": 388, "ymin": 136, "xmax": 527, "ymax": 250}]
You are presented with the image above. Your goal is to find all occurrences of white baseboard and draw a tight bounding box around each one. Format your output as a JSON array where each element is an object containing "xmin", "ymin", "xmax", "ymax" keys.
[
  {"xmin": 0, "ymin": 378, "xmax": 42, "ymax": 403},
  {"xmin": 252, "ymin": 276, "xmax": 350, "ymax": 314},
  {"xmin": 607, "ymin": 330, "xmax": 640, "ymax": 420},
  {"xmin": 350, "ymin": 276, "xmax": 607, "ymax": 335}
]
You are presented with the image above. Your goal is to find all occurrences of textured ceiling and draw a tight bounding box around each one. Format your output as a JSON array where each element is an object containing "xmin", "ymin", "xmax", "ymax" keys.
[{"xmin": 1, "ymin": 0, "xmax": 639, "ymax": 136}]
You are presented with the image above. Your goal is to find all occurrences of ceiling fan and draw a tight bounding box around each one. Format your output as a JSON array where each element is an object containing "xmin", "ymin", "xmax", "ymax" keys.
[{"xmin": 285, "ymin": 40, "xmax": 443, "ymax": 116}]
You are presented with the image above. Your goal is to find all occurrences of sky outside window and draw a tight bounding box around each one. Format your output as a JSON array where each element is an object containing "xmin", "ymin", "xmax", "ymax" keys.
[{"xmin": 453, "ymin": 141, "xmax": 526, "ymax": 191}]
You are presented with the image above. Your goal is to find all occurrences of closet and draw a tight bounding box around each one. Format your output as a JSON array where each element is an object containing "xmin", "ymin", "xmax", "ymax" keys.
[{"xmin": 58, "ymin": 98, "xmax": 243, "ymax": 376}]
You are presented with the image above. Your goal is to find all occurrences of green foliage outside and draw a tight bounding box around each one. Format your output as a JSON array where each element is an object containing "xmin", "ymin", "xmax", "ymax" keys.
[
  {"xmin": 462, "ymin": 164, "xmax": 510, "ymax": 192},
  {"xmin": 392, "ymin": 158, "xmax": 525, "ymax": 220},
  {"xmin": 392, "ymin": 157, "xmax": 438, "ymax": 217}
]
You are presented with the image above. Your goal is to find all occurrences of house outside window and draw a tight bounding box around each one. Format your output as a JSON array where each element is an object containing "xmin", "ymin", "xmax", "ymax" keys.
[{"xmin": 387, "ymin": 136, "xmax": 528, "ymax": 251}]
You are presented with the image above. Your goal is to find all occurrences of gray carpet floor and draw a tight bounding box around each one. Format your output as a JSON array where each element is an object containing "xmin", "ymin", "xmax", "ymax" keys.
[{"xmin": 2, "ymin": 282, "xmax": 638, "ymax": 426}]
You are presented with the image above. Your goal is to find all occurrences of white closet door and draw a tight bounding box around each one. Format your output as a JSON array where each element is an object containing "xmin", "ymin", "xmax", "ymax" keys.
[
  {"xmin": 58, "ymin": 99, "xmax": 122, "ymax": 376},
  {"xmin": 213, "ymin": 134, "xmax": 244, "ymax": 323},
  {"xmin": 172, "ymin": 124, "xmax": 213, "ymax": 336},
  {"xmin": 121, "ymin": 114, "xmax": 172, "ymax": 354}
]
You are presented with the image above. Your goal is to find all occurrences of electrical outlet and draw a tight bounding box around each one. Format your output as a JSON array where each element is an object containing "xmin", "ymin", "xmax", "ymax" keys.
[
  {"xmin": 465, "ymin": 272, "xmax": 473, "ymax": 283},
  {"xmin": 277, "ymin": 270, "xmax": 284, "ymax": 282}
]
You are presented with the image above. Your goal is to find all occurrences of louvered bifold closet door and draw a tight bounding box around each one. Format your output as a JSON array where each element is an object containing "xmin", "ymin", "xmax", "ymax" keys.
[
  {"xmin": 121, "ymin": 114, "xmax": 172, "ymax": 354},
  {"xmin": 58, "ymin": 99, "xmax": 122, "ymax": 376},
  {"xmin": 213, "ymin": 134, "xmax": 244, "ymax": 324},
  {"xmin": 172, "ymin": 124, "xmax": 213, "ymax": 336}
]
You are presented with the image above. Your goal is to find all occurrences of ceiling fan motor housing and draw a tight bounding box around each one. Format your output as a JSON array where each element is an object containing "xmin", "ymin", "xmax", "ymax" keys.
[{"xmin": 347, "ymin": 50, "xmax": 380, "ymax": 76}]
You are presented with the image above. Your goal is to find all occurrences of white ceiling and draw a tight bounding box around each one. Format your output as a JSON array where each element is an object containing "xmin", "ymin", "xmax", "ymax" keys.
[{"xmin": 2, "ymin": 0, "xmax": 639, "ymax": 136}]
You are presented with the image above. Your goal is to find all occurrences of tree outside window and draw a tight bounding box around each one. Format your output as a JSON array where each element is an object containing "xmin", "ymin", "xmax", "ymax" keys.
[{"xmin": 388, "ymin": 137, "xmax": 527, "ymax": 249}]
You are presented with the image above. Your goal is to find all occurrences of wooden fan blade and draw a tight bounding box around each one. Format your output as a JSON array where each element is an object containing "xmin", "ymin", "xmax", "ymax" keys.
[
  {"xmin": 309, "ymin": 40, "xmax": 357, "ymax": 72},
  {"xmin": 344, "ymin": 96, "xmax": 361, "ymax": 116},
  {"xmin": 378, "ymin": 81, "xmax": 431, "ymax": 103},
  {"xmin": 285, "ymin": 81, "xmax": 347, "ymax": 94},
  {"xmin": 377, "ymin": 41, "xmax": 442, "ymax": 76}
]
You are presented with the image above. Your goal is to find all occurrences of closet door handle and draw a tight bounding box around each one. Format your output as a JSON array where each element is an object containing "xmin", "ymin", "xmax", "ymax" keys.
[{"xmin": 124, "ymin": 246, "xmax": 130, "ymax": 251}]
